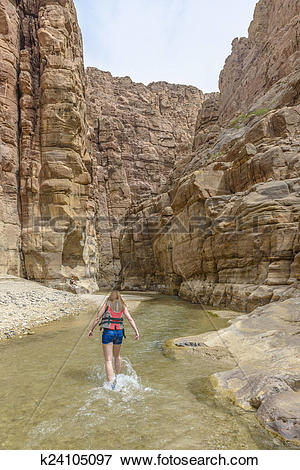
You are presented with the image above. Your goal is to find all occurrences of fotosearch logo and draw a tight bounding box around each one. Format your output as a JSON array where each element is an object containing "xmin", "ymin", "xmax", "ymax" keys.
[{"xmin": 31, "ymin": 215, "xmax": 270, "ymax": 235}]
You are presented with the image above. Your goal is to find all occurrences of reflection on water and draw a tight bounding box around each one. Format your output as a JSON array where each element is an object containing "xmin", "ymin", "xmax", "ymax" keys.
[{"xmin": 0, "ymin": 292, "xmax": 292, "ymax": 449}]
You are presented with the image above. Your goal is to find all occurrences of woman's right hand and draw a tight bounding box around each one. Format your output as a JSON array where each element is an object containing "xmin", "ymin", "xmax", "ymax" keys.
[
  {"xmin": 88, "ymin": 330, "xmax": 93, "ymax": 337},
  {"xmin": 135, "ymin": 332, "xmax": 140, "ymax": 341}
]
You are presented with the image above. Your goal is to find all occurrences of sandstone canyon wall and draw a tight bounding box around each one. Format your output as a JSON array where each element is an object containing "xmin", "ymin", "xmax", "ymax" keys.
[
  {"xmin": 86, "ymin": 68, "xmax": 203, "ymax": 286},
  {"xmin": 219, "ymin": 0, "xmax": 300, "ymax": 124},
  {"xmin": 1, "ymin": 0, "xmax": 300, "ymax": 446},
  {"xmin": 120, "ymin": 0, "xmax": 300, "ymax": 312},
  {"xmin": 0, "ymin": 0, "xmax": 22, "ymax": 275},
  {"xmin": 0, "ymin": 0, "xmax": 203, "ymax": 291},
  {"xmin": 1, "ymin": 0, "xmax": 300, "ymax": 307},
  {"xmin": 0, "ymin": 0, "xmax": 99, "ymax": 291}
]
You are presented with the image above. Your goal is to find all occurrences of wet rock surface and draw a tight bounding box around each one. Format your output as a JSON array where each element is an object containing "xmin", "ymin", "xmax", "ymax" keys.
[
  {"xmin": 257, "ymin": 391, "xmax": 300, "ymax": 444},
  {"xmin": 171, "ymin": 298, "xmax": 300, "ymax": 445}
]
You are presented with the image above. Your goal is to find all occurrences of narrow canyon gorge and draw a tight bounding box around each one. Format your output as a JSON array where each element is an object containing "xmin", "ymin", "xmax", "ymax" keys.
[{"xmin": 0, "ymin": 0, "xmax": 300, "ymax": 445}]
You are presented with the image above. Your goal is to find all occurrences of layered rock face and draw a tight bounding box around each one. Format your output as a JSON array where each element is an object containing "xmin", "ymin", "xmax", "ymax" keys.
[
  {"xmin": 0, "ymin": 0, "xmax": 22, "ymax": 275},
  {"xmin": 168, "ymin": 297, "xmax": 300, "ymax": 445},
  {"xmin": 0, "ymin": 0, "xmax": 299, "ymax": 447},
  {"xmin": 118, "ymin": 0, "xmax": 300, "ymax": 445},
  {"xmin": 0, "ymin": 1, "xmax": 204, "ymax": 291},
  {"xmin": 86, "ymin": 68, "xmax": 203, "ymax": 286},
  {"xmin": 2, "ymin": 0, "xmax": 300, "ymax": 306},
  {"xmin": 120, "ymin": 0, "xmax": 300, "ymax": 312},
  {"xmin": 0, "ymin": 0, "xmax": 99, "ymax": 291},
  {"xmin": 219, "ymin": 0, "xmax": 300, "ymax": 124}
]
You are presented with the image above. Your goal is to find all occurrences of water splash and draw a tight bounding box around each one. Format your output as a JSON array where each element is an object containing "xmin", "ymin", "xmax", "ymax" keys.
[
  {"xmin": 25, "ymin": 359, "xmax": 151, "ymax": 447},
  {"xmin": 110, "ymin": 358, "xmax": 147, "ymax": 400},
  {"xmin": 88, "ymin": 357, "xmax": 153, "ymax": 401}
]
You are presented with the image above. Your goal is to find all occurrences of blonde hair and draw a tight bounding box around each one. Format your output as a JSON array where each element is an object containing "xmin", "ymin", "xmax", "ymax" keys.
[{"xmin": 106, "ymin": 290, "xmax": 125, "ymax": 312}]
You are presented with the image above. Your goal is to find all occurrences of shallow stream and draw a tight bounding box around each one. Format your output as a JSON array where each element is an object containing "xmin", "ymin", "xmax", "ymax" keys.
[{"xmin": 0, "ymin": 291, "xmax": 291, "ymax": 449}]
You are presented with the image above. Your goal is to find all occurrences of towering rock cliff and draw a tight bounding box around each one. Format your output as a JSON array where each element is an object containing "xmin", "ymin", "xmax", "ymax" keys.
[
  {"xmin": 2, "ymin": 0, "xmax": 300, "ymax": 308},
  {"xmin": 1, "ymin": 0, "xmax": 299, "ymax": 446},
  {"xmin": 0, "ymin": 0, "xmax": 99, "ymax": 291},
  {"xmin": 86, "ymin": 68, "xmax": 203, "ymax": 286},
  {"xmin": 0, "ymin": 0, "xmax": 22, "ymax": 275},
  {"xmin": 0, "ymin": 1, "xmax": 204, "ymax": 291},
  {"xmin": 117, "ymin": 0, "xmax": 300, "ymax": 443},
  {"xmin": 120, "ymin": 0, "xmax": 300, "ymax": 312},
  {"xmin": 219, "ymin": 0, "xmax": 300, "ymax": 124}
]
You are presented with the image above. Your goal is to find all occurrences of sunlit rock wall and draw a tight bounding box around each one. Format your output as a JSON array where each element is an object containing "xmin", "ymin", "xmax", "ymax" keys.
[
  {"xmin": 0, "ymin": 0, "xmax": 99, "ymax": 292},
  {"xmin": 120, "ymin": 0, "xmax": 300, "ymax": 311},
  {"xmin": 86, "ymin": 68, "xmax": 204, "ymax": 286},
  {"xmin": 219, "ymin": 0, "xmax": 300, "ymax": 124},
  {"xmin": 0, "ymin": 0, "xmax": 22, "ymax": 275}
]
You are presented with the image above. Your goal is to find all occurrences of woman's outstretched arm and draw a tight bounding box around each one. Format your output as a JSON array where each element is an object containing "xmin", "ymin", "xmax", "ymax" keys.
[
  {"xmin": 123, "ymin": 306, "xmax": 139, "ymax": 340},
  {"xmin": 88, "ymin": 301, "xmax": 107, "ymax": 337}
]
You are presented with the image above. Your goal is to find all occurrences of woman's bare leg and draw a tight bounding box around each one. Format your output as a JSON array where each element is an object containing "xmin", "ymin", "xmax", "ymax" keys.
[
  {"xmin": 113, "ymin": 344, "xmax": 122, "ymax": 375},
  {"xmin": 102, "ymin": 342, "xmax": 115, "ymax": 382}
]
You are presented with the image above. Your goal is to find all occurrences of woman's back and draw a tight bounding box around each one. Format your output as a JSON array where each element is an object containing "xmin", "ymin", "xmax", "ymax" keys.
[
  {"xmin": 88, "ymin": 288, "xmax": 139, "ymax": 386},
  {"xmin": 107, "ymin": 298, "xmax": 122, "ymax": 312}
]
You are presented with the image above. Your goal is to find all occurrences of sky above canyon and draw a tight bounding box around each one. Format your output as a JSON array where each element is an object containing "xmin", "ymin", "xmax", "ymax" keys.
[{"xmin": 74, "ymin": 0, "xmax": 258, "ymax": 93}]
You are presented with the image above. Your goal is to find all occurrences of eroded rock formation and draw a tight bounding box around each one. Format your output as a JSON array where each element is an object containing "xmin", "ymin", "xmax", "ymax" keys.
[
  {"xmin": 120, "ymin": 0, "xmax": 300, "ymax": 313},
  {"xmin": 0, "ymin": 1, "xmax": 204, "ymax": 291},
  {"xmin": 167, "ymin": 297, "xmax": 300, "ymax": 445},
  {"xmin": 86, "ymin": 68, "xmax": 203, "ymax": 285},
  {"xmin": 219, "ymin": 0, "xmax": 300, "ymax": 124},
  {"xmin": 2, "ymin": 0, "xmax": 300, "ymax": 307},
  {"xmin": 117, "ymin": 0, "xmax": 300, "ymax": 444},
  {"xmin": 0, "ymin": 0, "xmax": 99, "ymax": 292},
  {"xmin": 1, "ymin": 0, "xmax": 299, "ymax": 447},
  {"xmin": 0, "ymin": 0, "xmax": 21, "ymax": 275}
]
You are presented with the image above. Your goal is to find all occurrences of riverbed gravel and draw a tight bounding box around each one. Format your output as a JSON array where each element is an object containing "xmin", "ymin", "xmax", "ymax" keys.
[{"xmin": 0, "ymin": 275, "xmax": 104, "ymax": 341}]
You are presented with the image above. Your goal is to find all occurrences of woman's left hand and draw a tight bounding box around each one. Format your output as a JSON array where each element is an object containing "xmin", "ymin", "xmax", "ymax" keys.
[{"xmin": 88, "ymin": 330, "xmax": 93, "ymax": 337}]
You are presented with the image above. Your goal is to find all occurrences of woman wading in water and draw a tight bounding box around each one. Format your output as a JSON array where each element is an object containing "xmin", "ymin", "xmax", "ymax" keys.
[{"xmin": 88, "ymin": 290, "xmax": 139, "ymax": 386}]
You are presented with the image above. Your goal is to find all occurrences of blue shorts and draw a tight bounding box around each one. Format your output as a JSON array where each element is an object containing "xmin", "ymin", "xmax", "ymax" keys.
[{"xmin": 102, "ymin": 328, "xmax": 123, "ymax": 345}]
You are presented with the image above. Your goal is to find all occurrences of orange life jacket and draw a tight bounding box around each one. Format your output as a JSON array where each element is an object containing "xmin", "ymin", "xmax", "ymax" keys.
[{"xmin": 99, "ymin": 305, "xmax": 124, "ymax": 331}]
